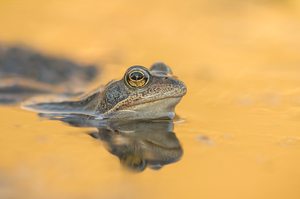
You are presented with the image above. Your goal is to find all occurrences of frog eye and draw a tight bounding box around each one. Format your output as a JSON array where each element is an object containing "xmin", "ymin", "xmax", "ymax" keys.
[{"xmin": 125, "ymin": 68, "xmax": 150, "ymax": 88}]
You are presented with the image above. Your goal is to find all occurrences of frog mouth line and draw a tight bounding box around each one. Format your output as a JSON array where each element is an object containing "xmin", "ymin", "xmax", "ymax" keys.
[
  {"xmin": 109, "ymin": 95, "xmax": 184, "ymax": 113},
  {"xmin": 149, "ymin": 87, "xmax": 187, "ymax": 102}
]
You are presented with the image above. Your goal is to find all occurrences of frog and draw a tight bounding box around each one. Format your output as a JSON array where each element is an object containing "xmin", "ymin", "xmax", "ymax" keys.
[
  {"xmin": 0, "ymin": 45, "xmax": 98, "ymax": 104},
  {"xmin": 23, "ymin": 62, "xmax": 187, "ymax": 120}
]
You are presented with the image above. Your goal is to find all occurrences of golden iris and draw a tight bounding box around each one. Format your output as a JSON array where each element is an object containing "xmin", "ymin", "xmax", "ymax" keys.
[{"xmin": 126, "ymin": 69, "xmax": 149, "ymax": 88}]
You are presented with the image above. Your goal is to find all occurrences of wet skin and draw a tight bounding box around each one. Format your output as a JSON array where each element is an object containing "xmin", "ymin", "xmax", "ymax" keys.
[{"xmin": 25, "ymin": 63, "xmax": 187, "ymax": 120}]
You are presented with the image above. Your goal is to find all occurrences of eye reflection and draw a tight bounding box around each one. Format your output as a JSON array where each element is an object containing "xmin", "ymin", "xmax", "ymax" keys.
[{"xmin": 129, "ymin": 71, "xmax": 144, "ymax": 81}]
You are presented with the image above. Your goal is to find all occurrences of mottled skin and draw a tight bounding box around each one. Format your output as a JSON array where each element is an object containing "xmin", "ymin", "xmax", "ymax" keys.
[{"xmin": 24, "ymin": 62, "xmax": 187, "ymax": 120}]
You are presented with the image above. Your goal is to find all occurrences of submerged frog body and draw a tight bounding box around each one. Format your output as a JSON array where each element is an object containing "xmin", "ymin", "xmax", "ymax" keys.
[{"xmin": 24, "ymin": 63, "xmax": 187, "ymax": 120}]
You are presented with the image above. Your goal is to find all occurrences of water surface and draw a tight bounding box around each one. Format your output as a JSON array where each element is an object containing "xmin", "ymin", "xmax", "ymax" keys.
[{"xmin": 1, "ymin": 1, "xmax": 300, "ymax": 199}]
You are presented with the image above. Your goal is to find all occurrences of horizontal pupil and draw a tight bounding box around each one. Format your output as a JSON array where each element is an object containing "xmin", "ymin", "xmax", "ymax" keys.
[{"xmin": 130, "ymin": 72, "xmax": 144, "ymax": 80}]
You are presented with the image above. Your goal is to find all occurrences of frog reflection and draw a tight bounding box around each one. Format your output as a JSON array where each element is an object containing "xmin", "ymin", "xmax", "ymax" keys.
[
  {"xmin": 38, "ymin": 113, "xmax": 183, "ymax": 172},
  {"xmin": 90, "ymin": 120, "xmax": 183, "ymax": 172}
]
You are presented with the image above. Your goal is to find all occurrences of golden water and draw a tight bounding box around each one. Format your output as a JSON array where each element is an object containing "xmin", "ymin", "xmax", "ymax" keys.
[{"xmin": 1, "ymin": 0, "xmax": 300, "ymax": 199}]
